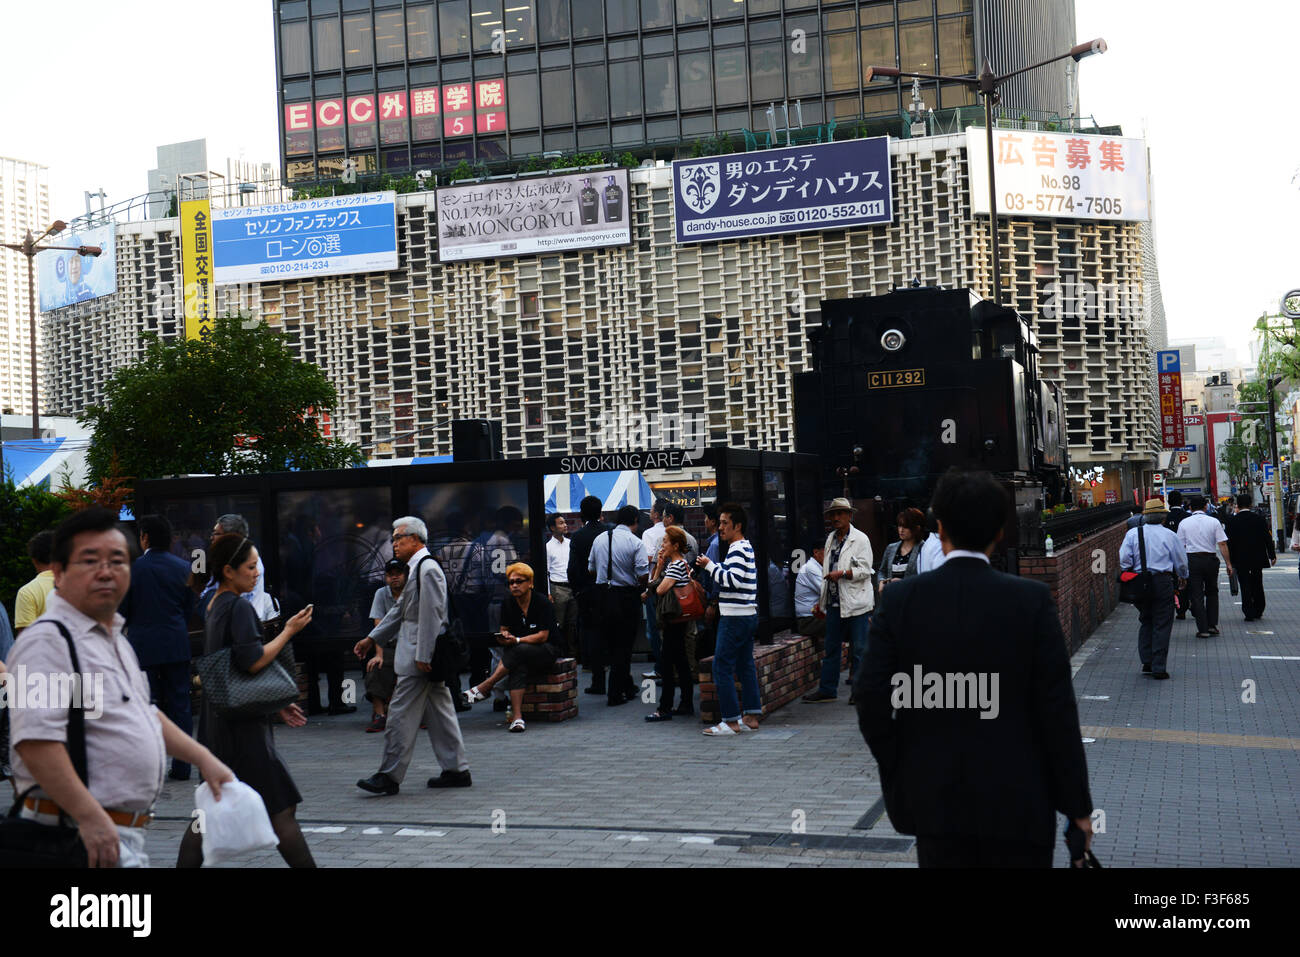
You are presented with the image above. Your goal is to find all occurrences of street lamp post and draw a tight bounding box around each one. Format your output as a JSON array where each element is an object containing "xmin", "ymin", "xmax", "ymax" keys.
[
  {"xmin": 866, "ymin": 38, "xmax": 1106, "ymax": 304},
  {"xmin": 1, "ymin": 223, "xmax": 103, "ymax": 449}
]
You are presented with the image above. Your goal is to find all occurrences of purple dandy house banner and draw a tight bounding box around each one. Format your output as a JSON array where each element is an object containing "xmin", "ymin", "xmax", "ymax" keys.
[{"xmin": 673, "ymin": 137, "xmax": 893, "ymax": 244}]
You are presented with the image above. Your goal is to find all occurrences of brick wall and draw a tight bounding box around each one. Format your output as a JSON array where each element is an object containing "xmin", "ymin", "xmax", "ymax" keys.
[
  {"xmin": 698, "ymin": 633, "xmax": 849, "ymax": 724},
  {"xmin": 1019, "ymin": 520, "xmax": 1130, "ymax": 655}
]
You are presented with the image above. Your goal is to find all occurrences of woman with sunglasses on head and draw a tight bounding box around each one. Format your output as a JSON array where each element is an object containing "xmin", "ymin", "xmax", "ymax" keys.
[
  {"xmin": 177, "ymin": 533, "xmax": 316, "ymax": 867},
  {"xmin": 463, "ymin": 562, "xmax": 558, "ymax": 732},
  {"xmin": 645, "ymin": 525, "xmax": 695, "ymax": 722}
]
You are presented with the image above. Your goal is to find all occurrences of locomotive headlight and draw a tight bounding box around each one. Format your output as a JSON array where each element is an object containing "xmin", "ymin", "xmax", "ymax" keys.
[{"xmin": 880, "ymin": 328, "xmax": 906, "ymax": 352}]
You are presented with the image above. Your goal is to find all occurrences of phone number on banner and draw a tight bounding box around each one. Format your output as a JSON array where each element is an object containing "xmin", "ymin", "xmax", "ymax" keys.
[
  {"xmin": 1002, "ymin": 191, "xmax": 1125, "ymax": 216},
  {"xmin": 683, "ymin": 199, "xmax": 886, "ymax": 235}
]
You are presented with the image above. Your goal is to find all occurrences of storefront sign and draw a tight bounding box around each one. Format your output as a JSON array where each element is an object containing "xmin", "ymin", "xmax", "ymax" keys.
[
  {"xmin": 673, "ymin": 137, "xmax": 893, "ymax": 244},
  {"xmin": 436, "ymin": 169, "xmax": 630, "ymax": 262},
  {"xmin": 1156, "ymin": 350, "xmax": 1185, "ymax": 448},
  {"xmin": 966, "ymin": 128, "xmax": 1149, "ymax": 222},
  {"xmin": 558, "ymin": 449, "xmax": 696, "ymax": 474}
]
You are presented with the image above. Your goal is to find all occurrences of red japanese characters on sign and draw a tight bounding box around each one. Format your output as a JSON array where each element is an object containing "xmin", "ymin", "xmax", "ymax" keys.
[
  {"xmin": 284, "ymin": 80, "xmax": 508, "ymax": 152},
  {"xmin": 1158, "ymin": 371, "xmax": 1185, "ymax": 449}
]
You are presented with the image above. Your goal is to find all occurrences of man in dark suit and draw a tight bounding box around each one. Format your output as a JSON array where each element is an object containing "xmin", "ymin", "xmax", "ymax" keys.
[
  {"xmin": 567, "ymin": 495, "xmax": 611, "ymax": 696},
  {"xmin": 1165, "ymin": 490, "xmax": 1191, "ymax": 619},
  {"xmin": 854, "ymin": 469, "xmax": 1093, "ymax": 867},
  {"xmin": 120, "ymin": 514, "xmax": 197, "ymax": 781},
  {"xmin": 1225, "ymin": 493, "xmax": 1276, "ymax": 621}
]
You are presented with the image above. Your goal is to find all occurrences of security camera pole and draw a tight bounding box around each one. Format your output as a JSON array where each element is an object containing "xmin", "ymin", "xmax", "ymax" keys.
[
  {"xmin": 866, "ymin": 38, "xmax": 1106, "ymax": 305},
  {"xmin": 1, "ymin": 221, "xmax": 103, "ymax": 441}
]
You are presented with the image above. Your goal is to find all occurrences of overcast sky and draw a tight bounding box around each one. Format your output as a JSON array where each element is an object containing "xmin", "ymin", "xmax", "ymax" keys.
[{"xmin": 3, "ymin": 1, "xmax": 1296, "ymax": 370}]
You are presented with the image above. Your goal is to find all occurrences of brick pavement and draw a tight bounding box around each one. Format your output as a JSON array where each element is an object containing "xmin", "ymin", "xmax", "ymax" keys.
[{"xmin": 140, "ymin": 555, "xmax": 1300, "ymax": 867}]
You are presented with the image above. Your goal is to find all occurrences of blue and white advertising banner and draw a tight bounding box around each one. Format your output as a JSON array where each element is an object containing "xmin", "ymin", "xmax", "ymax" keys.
[
  {"xmin": 673, "ymin": 137, "xmax": 892, "ymax": 244},
  {"xmin": 38, "ymin": 224, "xmax": 116, "ymax": 312},
  {"xmin": 211, "ymin": 191, "xmax": 398, "ymax": 283}
]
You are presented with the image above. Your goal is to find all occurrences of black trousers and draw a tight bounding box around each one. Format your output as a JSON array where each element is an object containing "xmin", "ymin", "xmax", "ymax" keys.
[
  {"xmin": 146, "ymin": 661, "xmax": 194, "ymax": 777},
  {"xmin": 304, "ymin": 649, "xmax": 344, "ymax": 711},
  {"xmin": 1238, "ymin": 566, "xmax": 1266, "ymax": 619},
  {"xmin": 596, "ymin": 587, "xmax": 641, "ymax": 699},
  {"xmin": 575, "ymin": 589, "xmax": 606, "ymax": 688},
  {"xmin": 658, "ymin": 618, "xmax": 693, "ymax": 713},
  {"xmin": 1137, "ymin": 574, "xmax": 1176, "ymax": 673},
  {"xmin": 1185, "ymin": 552, "xmax": 1220, "ymax": 632},
  {"xmin": 915, "ymin": 834, "xmax": 1054, "ymax": 868}
]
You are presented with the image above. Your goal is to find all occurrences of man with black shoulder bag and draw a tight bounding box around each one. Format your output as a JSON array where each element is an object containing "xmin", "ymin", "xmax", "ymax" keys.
[{"xmin": 1118, "ymin": 498, "xmax": 1189, "ymax": 681}]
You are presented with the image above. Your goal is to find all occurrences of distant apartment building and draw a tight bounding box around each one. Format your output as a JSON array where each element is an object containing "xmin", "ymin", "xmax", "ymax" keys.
[{"xmin": 0, "ymin": 156, "xmax": 50, "ymax": 416}]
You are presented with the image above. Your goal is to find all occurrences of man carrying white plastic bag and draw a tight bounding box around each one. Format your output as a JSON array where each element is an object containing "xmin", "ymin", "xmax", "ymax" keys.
[{"xmin": 194, "ymin": 780, "xmax": 278, "ymax": 866}]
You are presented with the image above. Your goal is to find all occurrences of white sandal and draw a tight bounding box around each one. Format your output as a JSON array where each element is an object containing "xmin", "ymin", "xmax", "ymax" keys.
[
  {"xmin": 464, "ymin": 686, "xmax": 487, "ymax": 705},
  {"xmin": 702, "ymin": 721, "xmax": 738, "ymax": 736},
  {"xmin": 508, "ymin": 718, "xmax": 526, "ymax": 733}
]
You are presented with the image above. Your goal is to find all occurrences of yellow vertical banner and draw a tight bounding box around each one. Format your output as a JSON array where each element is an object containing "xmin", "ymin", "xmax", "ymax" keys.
[{"xmin": 181, "ymin": 199, "xmax": 215, "ymax": 340}]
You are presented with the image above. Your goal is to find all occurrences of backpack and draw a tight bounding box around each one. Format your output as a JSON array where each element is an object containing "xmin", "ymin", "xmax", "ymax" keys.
[{"xmin": 411, "ymin": 556, "xmax": 470, "ymax": 683}]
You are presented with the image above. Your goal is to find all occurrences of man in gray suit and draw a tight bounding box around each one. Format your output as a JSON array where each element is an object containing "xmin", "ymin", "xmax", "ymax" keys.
[{"xmin": 353, "ymin": 516, "xmax": 470, "ymax": 794}]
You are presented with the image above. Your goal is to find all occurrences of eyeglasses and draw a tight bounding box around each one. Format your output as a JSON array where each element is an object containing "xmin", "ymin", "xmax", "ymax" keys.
[
  {"xmin": 507, "ymin": 578, "xmax": 529, "ymax": 585},
  {"xmin": 391, "ymin": 532, "xmax": 415, "ymax": 543},
  {"xmin": 69, "ymin": 557, "xmax": 130, "ymax": 572}
]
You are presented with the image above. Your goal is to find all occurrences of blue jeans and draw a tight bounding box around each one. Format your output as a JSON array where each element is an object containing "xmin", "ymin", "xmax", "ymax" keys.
[
  {"xmin": 819, "ymin": 607, "xmax": 871, "ymax": 696},
  {"xmin": 713, "ymin": 614, "xmax": 761, "ymax": 722},
  {"xmin": 643, "ymin": 592, "xmax": 662, "ymax": 667}
]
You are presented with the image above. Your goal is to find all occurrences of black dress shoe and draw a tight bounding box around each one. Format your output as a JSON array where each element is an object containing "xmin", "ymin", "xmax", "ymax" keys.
[
  {"xmin": 1209, "ymin": 628, "xmax": 1220, "ymax": 636},
  {"xmin": 671, "ymin": 704, "xmax": 694, "ymax": 716},
  {"xmin": 584, "ymin": 685, "xmax": 606, "ymax": 696},
  {"xmin": 1151, "ymin": 671, "xmax": 1171, "ymax": 680},
  {"xmin": 357, "ymin": 772, "xmax": 399, "ymax": 795},
  {"xmin": 454, "ymin": 700, "xmax": 472, "ymax": 713},
  {"xmin": 1141, "ymin": 663, "xmax": 1152, "ymax": 673},
  {"xmin": 327, "ymin": 703, "xmax": 358, "ymax": 716},
  {"xmin": 427, "ymin": 770, "xmax": 472, "ymax": 788},
  {"xmin": 607, "ymin": 693, "xmax": 631, "ymax": 706}
]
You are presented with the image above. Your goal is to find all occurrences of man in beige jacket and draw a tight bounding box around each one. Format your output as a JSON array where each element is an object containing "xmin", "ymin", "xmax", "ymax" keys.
[{"xmin": 804, "ymin": 498, "xmax": 874, "ymax": 704}]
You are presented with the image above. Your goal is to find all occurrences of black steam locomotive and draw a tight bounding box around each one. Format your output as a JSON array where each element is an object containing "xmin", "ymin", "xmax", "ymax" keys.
[{"xmin": 793, "ymin": 286, "xmax": 1070, "ymax": 569}]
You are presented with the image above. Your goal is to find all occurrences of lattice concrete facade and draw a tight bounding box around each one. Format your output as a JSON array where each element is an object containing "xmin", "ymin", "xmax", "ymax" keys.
[
  {"xmin": 43, "ymin": 133, "xmax": 1158, "ymax": 471},
  {"xmin": 1, "ymin": 156, "xmax": 50, "ymax": 417}
]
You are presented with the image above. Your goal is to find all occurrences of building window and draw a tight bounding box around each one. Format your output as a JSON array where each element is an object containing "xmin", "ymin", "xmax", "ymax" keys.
[
  {"xmin": 823, "ymin": 32, "xmax": 858, "ymax": 92},
  {"xmin": 343, "ymin": 14, "xmax": 372, "ymax": 68},
  {"xmin": 939, "ymin": 0, "xmax": 972, "ymax": 12},
  {"xmin": 749, "ymin": 40, "xmax": 783, "ymax": 101},
  {"xmin": 642, "ymin": 0, "xmax": 672, "ymax": 29},
  {"xmin": 281, "ymin": 21, "xmax": 310, "ymax": 74},
  {"xmin": 899, "ymin": 21, "xmax": 934, "ymax": 72},
  {"xmin": 676, "ymin": 0, "xmax": 707, "ymax": 25},
  {"xmin": 605, "ymin": 0, "xmax": 637, "ymax": 34},
  {"xmin": 714, "ymin": 47, "xmax": 747, "ymax": 106},
  {"xmin": 860, "ymin": 24, "xmax": 894, "ymax": 80},
  {"xmin": 406, "ymin": 4, "xmax": 436, "ymax": 59},
  {"xmin": 375, "ymin": 8, "xmax": 405, "ymax": 61},
  {"xmin": 470, "ymin": 0, "xmax": 499, "ymax": 51},
  {"xmin": 938, "ymin": 16, "xmax": 973, "ymax": 76},
  {"xmin": 573, "ymin": 1, "xmax": 602, "ymax": 38},
  {"xmin": 440, "ymin": 0, "xmax": 470, "ymax": 55},
  {"xmin": 505, "ymin": 1, "xmax": 535, "ymax": 45},
  {"xmin": 899, "ymin": 0, "xmax": 934, "ymax": 19},
  {"xmin": 861, "ymin": 1, "xmax": 893, "ymax": 25},
  {"xmin": 678, "ymin": 51, "xmax": 712, "ymax": 111},
  {"xmin": 509, "ymin": 73, "xmax": 539, "ymax": 128},
  {"xmin": 609, "ymin": 60, "xmax": 642, "ymax": 118},
  {"xmin": 313, "ymin": 17, "xmax": 341, "ymax": 72},
  {"xmin": 575, "ymin": 65, "xmax": 608, "ymax": 123},
  {"xmin": 541, "ymin": 69, "xmax": 573, "ymax": 125},
  {"xmin": 537, "ymin": 0, "xmax": 569, "ymax": 42},
  {"xmin": 643, "ymin": 55, "xmax": 676, "ymax": 113},
  {"xmin": 786, "ymin": 33, "xmax": 820, "ymax": 97}
]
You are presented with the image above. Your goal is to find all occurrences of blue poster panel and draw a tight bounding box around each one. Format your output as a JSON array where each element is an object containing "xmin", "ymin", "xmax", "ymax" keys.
[{"xmin": 673, "ymin": 137, "xmax": 893, "ymax": 244}]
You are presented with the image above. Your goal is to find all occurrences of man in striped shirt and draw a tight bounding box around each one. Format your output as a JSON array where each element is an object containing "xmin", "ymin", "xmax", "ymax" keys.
[{"xmin": 695, "ymin": 503, "xmax": 761, "ymax": 735}]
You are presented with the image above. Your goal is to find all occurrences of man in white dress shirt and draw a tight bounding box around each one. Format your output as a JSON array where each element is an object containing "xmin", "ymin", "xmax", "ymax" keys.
[
  {"xmin": 1176, "ymin": 495, "xmax": 1232, "ymax": 638},
  {"xmin": 545, "ymin": 515, "xmax": 577, "ymax": 659}
]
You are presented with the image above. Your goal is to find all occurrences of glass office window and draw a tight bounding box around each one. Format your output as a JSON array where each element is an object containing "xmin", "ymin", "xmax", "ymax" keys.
[
  {"xmin": 280, "ymin": 1, "xmax": 308, "ymax": 18},
  {"xmin": 938, "ymin": 0, "xmax": 972, "ymax": 13},
  {"xmin": 749, "ymin": 39, "xmax": 783, "ymax": 101},
  {"xmin": 509, "ymin": 72, "xmax": 539, "ymax": 127},
  {"xmin": 504, "ymin": 1, "xmax": 534, "ymax": 45},
  {"xmin": 574, "ymin": 42, "xmax": 604, "ymax": 63},
  {"xmin": 643, "ymin": 55, "xmax": 676, "ymax": 113},
  {"xmin": 860, "ymin": 24, "xmax": 894, "ymax": 79},
  {"xmin": 440, "ymin": 1, "xmax": 470, "ymax": 54},
  {"xmin": 310, "ymin": 0, "xmax": 338, "ymax": 13},
  {"xmin": 677, "ymin": 28, "xmax": 708, "ymax": 50},
  {"xmin": 714, "ymin": 23, "xmax": 744, "ymax": 45},
  {"xmin": 606, "ymin": 0, "xmax": 637, "ymax": 33},
  {"xmin": 899, "ymin": 20, "xmax": 933, "ymax": 71},
  {"xmin": 542, "ymin": 68, "xmax": 574, "ymax": 124},
  {"xmin": 782, "ymin": 0, "xmax": 815, "ymax": 8},
  {"xmin": 864, "ymin": 88, "xmax": 897, "ymax": 114},
  {"xmin": 313, "ymin": 16, "xmax": 342, "ymax": 71},
  {"xmin": 642, "ymin": 0, "xmax": 672, "ymax": 29},
  {"xmin": 575, "ymin": 65, "xmax": 608, "ymax": 122},
  {"xmin": 537, "ymin": 0, "xmax": 569, "ymax": 42},
  {"xmin": 281, "ymin": 21, "xmax": 310, "ymax": 74},
  {"xmin": 609, "ymin": 59, "xmax": 642, "ymax": 118},
  {"xmin": 940, "ymin": 81, "xmax": 974, "ymax": 107},
  {"xmin": 407, "ymin": 4, "xmax": 436, "ymax": 58},
  {"xmin": 938, "ymin": 16, "xmax": 974, "ymax": 75},
  {"xmin": 315, "ymin": 75, "xmax": 342, "ymax": 95},
  {"xmin": 747, "ymin": 0, "xmax": 778, "ymax": 12},
  {"xmin": 573, "ymin": 1, "xmax": 602, "ymax": 37},
  {"xmin": 409, "ymin": 481, "xmax": 531, "ymax": 640},
  {"xmin": 823, "ymin": 9, "xmax": 856, "ymax": 30},
  {"xmin": 714, "ymin": 47, "xmax": 747, "ymax": 106},
  {"xmin": 343, "ymin": 13, "xmax": 372, "ymax": 67},
  {"xmin": 277, "ymin": 488, "xmax": 394, "ymax": 641},
  {"xmin": 350, "ymin": 117, "xmax": 378, "ymax": 149},
  {"xmin": 608, "ymin": 38, "xmax": 638, "ymax": 58},
  {"xmin": 898, "ymin": 0, "xmax": 934, "ymax": 18},
  {"xmin": 861, "ymin": 0, "xmax": 893, "ymax": 25},
  {"xmin": 712, "ymin": 0, "xmax": 743, "ymax": 18},
  {"xmin": 375, "ymin": 8, "xmax": 405, "ymax": 61},
  {"xmin": 824, "ymin": 32, "xmax": 858, "ymax": 91},
  {"xmin": 786, "ymin": 34, "xmax": 819, "ymax": 96},
  {"xmin": 470, "ymin": 0, "xmax": 500, "ymax": 50},
  {"xmin": 676, "ymin": 0, "xmax": 707, "ymax": 25},
  {"xmin": 678, "ymin": 51, "xmax": 712, "ymax": 111}
]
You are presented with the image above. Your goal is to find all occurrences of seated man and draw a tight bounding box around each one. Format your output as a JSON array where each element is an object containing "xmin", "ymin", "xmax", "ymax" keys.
[
  {"xmin": 794, "ymin": 541, "xmax": 826, "ymax": 641},
  {"xmin": 463, "ymin": 563, "xmax": 560, "ymax": 733}
]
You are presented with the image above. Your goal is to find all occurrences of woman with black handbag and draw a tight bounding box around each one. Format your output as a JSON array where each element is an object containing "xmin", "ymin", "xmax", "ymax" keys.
[
  {"xmin": 645, "ymin": 526, "xmax": 696, "ymax": 722},
  {"xmin": 177, "ymin": 534, "xmax": 316, "ymax": 867}
]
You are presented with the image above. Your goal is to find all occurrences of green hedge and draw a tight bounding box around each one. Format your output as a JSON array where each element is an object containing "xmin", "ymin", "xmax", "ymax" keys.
[{"xmin": 0, "ymin": 481, "xmax": 72, "ymax": 621}]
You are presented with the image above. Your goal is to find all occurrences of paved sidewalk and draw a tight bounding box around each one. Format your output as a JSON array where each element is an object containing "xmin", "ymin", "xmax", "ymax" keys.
[{"xmin": 142, "ymin": 554, "xmax": 1300, "ymax": 867}]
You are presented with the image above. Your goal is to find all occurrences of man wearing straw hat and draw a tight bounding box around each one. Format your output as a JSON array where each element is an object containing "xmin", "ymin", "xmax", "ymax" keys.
[
  {"xmin": 803, "ymin": 498, "xmax": 875, "ymax": 704},
  {"xmin": 1118, "ymin": 497, "xmax": 1189, "ymax": 680}
]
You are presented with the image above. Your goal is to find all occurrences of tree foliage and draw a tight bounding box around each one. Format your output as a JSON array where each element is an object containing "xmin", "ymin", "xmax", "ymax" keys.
[
  {"xmin": 80, "ymin": 313, "xmax": 364, "ymax": 486},
  {"xmin": 1217, "ymin": 379, "xmax": 1281, "ymax": 491},
  {"xmin": 0, "ymin": 480, "xmax": 72, "ymax": 618}
]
